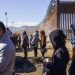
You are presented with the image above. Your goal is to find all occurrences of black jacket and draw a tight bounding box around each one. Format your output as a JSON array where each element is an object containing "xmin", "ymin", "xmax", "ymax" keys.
[
  {"xmin": 69, "ymin": 57, "xmax": 75, "ymax": 75},
  {"xmin": 22, "ymin": 35, "xmax": 29, "ymax": 48},
  {"xmin": 46, "ymin": 29, "xmax": 69, "ymax": 75}
]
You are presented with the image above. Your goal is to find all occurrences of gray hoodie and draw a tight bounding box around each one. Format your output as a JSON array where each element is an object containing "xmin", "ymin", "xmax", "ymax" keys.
[{"xmin": 0, "ymin": 32, "xmax": 15, "ymax": 75}]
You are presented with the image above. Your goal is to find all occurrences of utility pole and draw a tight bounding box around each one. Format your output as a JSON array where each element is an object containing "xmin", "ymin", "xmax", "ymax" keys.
[
  {"xmin": 12, "ymin": 21, "xmax": 14, "ymax": 26},
  {"xmin": 5, "ymin": 12, "xmax": 8, "ymax": 27}
]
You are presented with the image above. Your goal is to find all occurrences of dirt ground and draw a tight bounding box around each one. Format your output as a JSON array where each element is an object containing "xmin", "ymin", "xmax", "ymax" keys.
[{"xmin": 15, "ymin": 40, "xmax": 72, "ymax": 75}]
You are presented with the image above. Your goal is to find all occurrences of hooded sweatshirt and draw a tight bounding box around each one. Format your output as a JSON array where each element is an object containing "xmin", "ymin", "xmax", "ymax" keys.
[
  {"xmin": 46, "ymin": 29, "xmax": 69, "ymax": 75},
  {"xmin": 0, "ymin": 32, "xmax": 15, "ymax": 75}
]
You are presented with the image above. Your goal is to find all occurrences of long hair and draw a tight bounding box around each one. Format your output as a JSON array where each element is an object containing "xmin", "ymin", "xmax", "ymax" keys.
[{"xmin": 0, "ymin": 21, "xmax": 6, "ymax": 33}]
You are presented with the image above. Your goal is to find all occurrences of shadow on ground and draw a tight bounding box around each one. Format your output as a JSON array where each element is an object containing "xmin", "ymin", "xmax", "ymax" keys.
[
  {"xmin": 15, "ymin": 47, "xmax": 53, "ymax": 53},
  {"xmin": 14, "ymin": 56, "xmax": 36, "ymax": 73}
]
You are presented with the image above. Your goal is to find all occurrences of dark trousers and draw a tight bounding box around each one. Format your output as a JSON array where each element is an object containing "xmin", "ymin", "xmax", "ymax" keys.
[
  {"xmin": 34, "ymin": 47, "xmax": 38, "ymax": 57},
  {"xmin": 24, "ymin": 47, "xmax": 28, "ymax": 59},
  {"xmin": 41, "ymin": 46, "xmax": 46, "ymax": 57}
]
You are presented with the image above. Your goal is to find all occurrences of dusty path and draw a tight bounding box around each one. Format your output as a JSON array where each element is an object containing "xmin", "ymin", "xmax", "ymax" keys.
[{"xmin": 15, "ymin": 41, "xmax": 72, "ymax": 75}]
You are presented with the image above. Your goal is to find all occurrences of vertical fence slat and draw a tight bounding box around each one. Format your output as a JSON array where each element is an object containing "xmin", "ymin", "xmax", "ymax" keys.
[{"xmin": 59, "ymin": 13, "xmax": 74, "ymax": 40}]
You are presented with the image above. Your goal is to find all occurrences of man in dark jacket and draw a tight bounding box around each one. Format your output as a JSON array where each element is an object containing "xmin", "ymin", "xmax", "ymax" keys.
[
  {"xmin": 22, "ymin": 31, "xmax": 29, "ymax": 59},
  {"xmin": 46, "ymin": 29, "xmax": 69, "ymax": 75}
]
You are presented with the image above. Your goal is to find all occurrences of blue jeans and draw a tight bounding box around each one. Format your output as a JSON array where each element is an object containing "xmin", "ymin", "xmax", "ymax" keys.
[{"xmin": 41, "ymin": 46, "xmax": 46, "ymax": 57}]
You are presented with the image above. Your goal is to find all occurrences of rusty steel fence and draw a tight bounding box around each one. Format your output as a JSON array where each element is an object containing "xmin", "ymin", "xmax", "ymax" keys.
[
  {"xmin": 57, "ymin": 0, "xmax": 75, "ymax": 40},
  {"xmin": 59, "ymin": 13, "xmax": 75, "ymax": 40}
]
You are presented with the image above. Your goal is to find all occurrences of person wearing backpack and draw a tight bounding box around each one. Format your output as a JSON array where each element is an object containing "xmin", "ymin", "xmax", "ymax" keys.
[{"xmin": 31, "ymin": 31, "xmax": 39, "ymax": 57}]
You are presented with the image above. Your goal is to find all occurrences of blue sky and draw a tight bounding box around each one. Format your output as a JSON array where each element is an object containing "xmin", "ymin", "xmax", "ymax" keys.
[{"xmin": 0, "ymin": 0, "xmax": 50, "ymax": 27}]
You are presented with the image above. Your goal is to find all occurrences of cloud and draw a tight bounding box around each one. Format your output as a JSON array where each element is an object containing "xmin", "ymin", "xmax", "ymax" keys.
[{"xmin": 8, "ymin": 21, "xmax": 39, "ymax": 27}]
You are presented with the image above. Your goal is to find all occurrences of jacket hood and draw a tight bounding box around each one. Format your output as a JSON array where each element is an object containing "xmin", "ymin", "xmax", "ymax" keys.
[
  {"xmin": 0, "ymin": 32, "xmax": 9, "ymax": 42},
  {"xmin": 49, "ymin": 29, "xmax": 66, "ymax": 50}
]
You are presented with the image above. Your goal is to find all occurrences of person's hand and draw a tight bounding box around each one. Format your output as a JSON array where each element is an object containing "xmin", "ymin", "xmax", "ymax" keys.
[
  {"xmin": 43, "ymin": 58, "xmax": 50, "ymax": 73},
  {"xmin": 43, "ymin": 58, "xmax": 50, "ymax": 67}
]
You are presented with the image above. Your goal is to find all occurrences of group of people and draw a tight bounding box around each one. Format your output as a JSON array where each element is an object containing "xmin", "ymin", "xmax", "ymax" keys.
[
  {"xmin": 10, "ymin": 33, "xmax": 21, "ymax": 49},
  {"xmin": 22, "ymin": 30, "xmax": 46, "ymax": 59},
  {"xmin": 3, "ymin": 27, "xmax": 21, "ymax": 49},
  {"xmin": 0, "ymin": 21, "xmax": 75, "ymax": 75}
]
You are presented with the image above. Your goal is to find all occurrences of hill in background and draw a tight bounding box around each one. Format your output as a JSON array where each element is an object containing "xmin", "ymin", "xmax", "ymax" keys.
[{"xmin": 8, "ymin": 25, "xmax": 39, "ymax": 36}]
